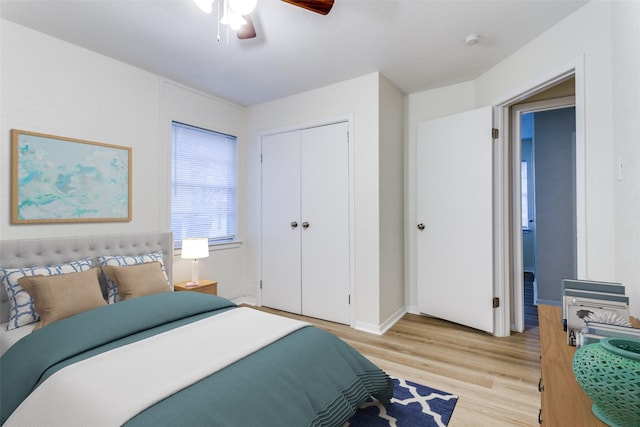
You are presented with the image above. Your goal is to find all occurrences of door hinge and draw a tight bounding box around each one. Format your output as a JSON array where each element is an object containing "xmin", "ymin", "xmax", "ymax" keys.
[
  {"xmin": 260, "ymin": 280, "xmax": 263, "ymax": 290},
  {"xmin": 493, "ymin": 297, "xmax": 500, "ymax": 308},
  {"xmin": 348, "ymin": 294, "xmax": 351, "ymax": 305},
  {"xmin": 492, "ymin": 128, "xmax": 499, "ymax": 139},
  {"xmin": 260, "ymin": 153, "xmax": 263, "ymax": 163}
]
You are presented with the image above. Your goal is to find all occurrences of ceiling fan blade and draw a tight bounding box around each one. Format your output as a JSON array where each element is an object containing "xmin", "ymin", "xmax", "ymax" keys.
[
  {"xmin": 236, "ymin": 16, "xmax": 257, "ymax": 39},
  {"xmin": 281, "ymin": 0, "xmax": 334, "ymax": 15}
]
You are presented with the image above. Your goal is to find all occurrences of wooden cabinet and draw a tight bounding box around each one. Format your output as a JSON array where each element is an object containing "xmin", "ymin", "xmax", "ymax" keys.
[
  {"xmin": 260, "ymin": 122, "xmax": 350, "ymax": 325},
  {"xmin": 174, "ymin": 280, "xmax": 218, "ymax": 296},
  {"xmin": 538, "ymin": 304, "xmax": 637, "ymax": 426}
]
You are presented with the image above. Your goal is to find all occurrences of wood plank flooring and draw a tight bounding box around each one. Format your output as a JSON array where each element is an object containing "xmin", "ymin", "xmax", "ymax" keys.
[{"xmin": 252, "ymin": 306, "xmax": 542, "ymax": 427}]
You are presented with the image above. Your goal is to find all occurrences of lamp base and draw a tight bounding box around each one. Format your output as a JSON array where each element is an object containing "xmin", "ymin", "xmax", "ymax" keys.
[{"xmin": 191, "ymin": 259, "xmax": 200, "ymax": 286}]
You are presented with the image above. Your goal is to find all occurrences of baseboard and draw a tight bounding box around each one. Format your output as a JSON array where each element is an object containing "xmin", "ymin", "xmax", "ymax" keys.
[
  {"xmin": 353, "ymin": 321, "xmax": 383, "ymax": 335},
  {"xmin": 380, "ymin": 306, "xmax": 407, "ymax": 334},
  {"xmin": 405, "ymin": 305, "xmax": 420, "ymax": 315},
  {"xmin": 239, "ymin": 297, "xmax": 407, "ymax": 336},
  {"xmin": 354, "ymin": 305, "xmax": 407, "ymax": 335},
  {"xmin": 536, "ymin": 298, "xmax": 561, "ymax": 307},
  {"xmin": 232, "ymin": 296, "xmax": 257, "ymax": 306}
]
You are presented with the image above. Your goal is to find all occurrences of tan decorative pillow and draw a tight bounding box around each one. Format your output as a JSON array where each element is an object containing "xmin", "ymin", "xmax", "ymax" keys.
[
  {"xmin": 18, "ymin": 268, "xmax": 107, "ymax": 330},
  {"xmin": 102, "ymin": 262, "xmax": 170, "ymax": 301}
]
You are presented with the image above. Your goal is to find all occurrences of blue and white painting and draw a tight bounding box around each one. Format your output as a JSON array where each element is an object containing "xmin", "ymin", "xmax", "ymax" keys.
[{"xmin": 13, "ymin": 131, "xmax": 131, "ymax": 222}]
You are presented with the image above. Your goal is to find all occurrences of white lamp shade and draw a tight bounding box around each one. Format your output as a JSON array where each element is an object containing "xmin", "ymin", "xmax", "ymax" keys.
[{"xmin": 181, "ymin": 238, "xmax": 210, "ymax": 259}]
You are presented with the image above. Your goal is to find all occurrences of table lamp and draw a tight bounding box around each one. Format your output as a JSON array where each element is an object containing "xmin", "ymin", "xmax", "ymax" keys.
[{"xmin": 181, "ymin": 238, "xmax": 209, "ymax": 286}]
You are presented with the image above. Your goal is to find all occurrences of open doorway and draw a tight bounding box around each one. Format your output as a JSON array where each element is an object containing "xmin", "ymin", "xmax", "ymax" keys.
[
  {"xmin": 506, "ymin": 74, "xmax": 582, "ymax": 333},
  {"xmin": 513, "ymin": 98, "xmax": 577, "ymax": 329}
]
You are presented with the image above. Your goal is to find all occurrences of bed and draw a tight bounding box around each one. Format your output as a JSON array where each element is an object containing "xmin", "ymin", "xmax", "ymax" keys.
[{"xmin": 0, "ymin": 232, "xmax": 392, "ymax": 426}]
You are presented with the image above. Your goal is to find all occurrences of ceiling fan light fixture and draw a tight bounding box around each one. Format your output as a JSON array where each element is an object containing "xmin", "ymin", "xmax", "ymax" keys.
[
  {"xmin": 228, "ymin": 0, "xmax": 257, "ymax": 16},
  {"xmin": 193, "ymin": 0, "xmax": 214, "ymax": 14},
  {"xmin": 220, "ymin": 9, "xmax": 247, "ymax": 30}
]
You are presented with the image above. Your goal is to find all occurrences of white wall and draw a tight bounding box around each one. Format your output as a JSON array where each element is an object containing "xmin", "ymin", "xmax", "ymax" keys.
[
  {"xmin": 246, "ymin": 72, "xmax": 403, "ymax": 328},
  {"xmin": 0, "ymin": 20, "xmax": 249, "ymax": 299},
  {"xmin": 405, "ymin": 81, "xmax": 476, "ymax": 311},
  {"xmin": 5, "ymin": 0, "xmax": 638, "ymax": 321},
  {"xmin": 405, "ymin": 1, "xmax": 640, "ymax": 317},
  {"xmin": 612, "ymin": 1, "xmax": 640, "ymax": 317},
  {"xmin": 1, "ymin": 20, "xmax": 162, "ymax": 239},
  {"xmin": 159, "ymin": 81, "xmax": 248, "ymax": 300},
  {"xmin": 378, "ymin": 74, "xmax": 405, "ymax": 324},
  {"xmin": 476, "ymin": 1, "xmax": 615, "ymax": 284}
]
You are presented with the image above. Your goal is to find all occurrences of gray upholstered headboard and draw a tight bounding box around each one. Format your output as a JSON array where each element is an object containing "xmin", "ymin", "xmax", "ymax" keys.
[{"xmin": 0, "ymin": 231, "xmax": 173, "ymax": 323}]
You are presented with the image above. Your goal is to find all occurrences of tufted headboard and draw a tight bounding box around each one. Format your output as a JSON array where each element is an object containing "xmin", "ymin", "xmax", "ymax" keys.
[{"xmin": 0, "ymin": 231, "xmax": 173, "ymax": 323}]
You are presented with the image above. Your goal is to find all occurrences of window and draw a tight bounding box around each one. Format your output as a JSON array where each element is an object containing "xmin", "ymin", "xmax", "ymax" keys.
[
  {"xmin": 171, "ymin": 122, "xmax": 237, "ymax": 248},
  {"xmin": 521, "ymin": 160, "xmax": 529, "ymax": 229}
]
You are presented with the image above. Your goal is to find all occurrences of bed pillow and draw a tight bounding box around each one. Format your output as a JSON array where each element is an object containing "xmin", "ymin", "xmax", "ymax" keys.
[
  {"xmin": 18, "ymin": 268, "xmax": 106, "ymax": 330},
  {"xmin": 102, "ymin": 262, "xmax": 170, "ymax": 301},
  {"xmin": 0, "ymin": 257, "xmax": 94, "ymax": 330},
  {"xmin": 97, "ymin": 252, "xmax": 169, "ymax": 303}
]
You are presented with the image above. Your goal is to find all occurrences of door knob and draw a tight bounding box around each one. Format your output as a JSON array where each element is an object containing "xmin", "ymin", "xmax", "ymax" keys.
[
  {"xmin": 290, "ymin": 221, "xmax": 298, "ymax": 229},
  {"xmin": 302, "ymin": 222, "xmax": 310, "ymax": 229},
  {"xmin": 417, "ymin": 223, "xmax": 425, "ymax": 231}
]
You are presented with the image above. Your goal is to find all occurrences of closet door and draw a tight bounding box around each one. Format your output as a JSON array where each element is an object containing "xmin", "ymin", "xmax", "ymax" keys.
[
  {"xmin": 261, "ymin": 131, "xmax": 302, "ymax": 314},
  {"xmin": 300, "ymin": 122, "xmax": 350, "ymax": 324}
]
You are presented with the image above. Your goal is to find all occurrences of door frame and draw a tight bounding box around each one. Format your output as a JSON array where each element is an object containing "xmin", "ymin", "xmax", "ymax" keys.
[
  {"xmin": 258, "ymin": 115, "xmax": 356, "ymax": 327},
  {"xmin": 510, "ymin": 96, "xmax": 576, "ymax": 332},
  {"xmin": 493, "ymin": 55, "xmax": 586, "ymax": 337}
]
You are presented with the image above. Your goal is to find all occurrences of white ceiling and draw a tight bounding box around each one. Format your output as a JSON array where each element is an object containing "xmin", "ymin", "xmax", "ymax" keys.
[{"xmin": 1, "ymin": 0, "xmax": 588, "ymax": 107}]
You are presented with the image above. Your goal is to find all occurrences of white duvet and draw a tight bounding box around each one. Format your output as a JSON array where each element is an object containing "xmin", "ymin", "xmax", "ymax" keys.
[{"xmin": 5, "ymin": 307, "xmax": 308, "ymax": 427}]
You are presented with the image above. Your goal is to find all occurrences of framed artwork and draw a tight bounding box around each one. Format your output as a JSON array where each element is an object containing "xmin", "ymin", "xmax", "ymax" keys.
[{"xmin": 11, "ymin": 129, "xmax": 132, "ymax": 223}]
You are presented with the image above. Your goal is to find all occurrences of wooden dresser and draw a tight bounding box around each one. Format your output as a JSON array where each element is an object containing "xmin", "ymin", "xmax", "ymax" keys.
[
  {"xmin": 538, "ymin": 305, "xmax": 640, "ymax": 426},
  {"xmin": 538, "ymin": 305, "xmax": 604, "ymax": 426}
]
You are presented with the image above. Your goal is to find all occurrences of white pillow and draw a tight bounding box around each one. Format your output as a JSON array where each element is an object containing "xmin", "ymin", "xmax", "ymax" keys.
[
  {"xmin": 97, "ymin": 252, "xmax": 170, "ymax": 303},
  {"xmin": 0, "ymin": 258, "xmax": 94, "ymax": 330}
]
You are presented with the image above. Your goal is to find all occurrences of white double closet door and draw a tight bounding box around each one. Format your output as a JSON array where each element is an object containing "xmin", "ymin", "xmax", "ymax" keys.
[{"xmin": 261, "ymin": 121, "xmax": 350, "ymax": 325}]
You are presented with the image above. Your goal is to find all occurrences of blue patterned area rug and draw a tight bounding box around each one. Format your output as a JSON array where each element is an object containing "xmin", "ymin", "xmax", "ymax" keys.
[{"xmin": 346, "ymin": 377, "xmax": 458, "ymax": 427}]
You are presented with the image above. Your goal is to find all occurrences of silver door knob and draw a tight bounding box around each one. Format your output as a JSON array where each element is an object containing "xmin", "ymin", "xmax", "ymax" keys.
[
  {"xmin": 417, "ymin": 223, "xmax": 425, "ymax": 231},
  {"xmin": 290, "ymin": 221, "xmax": 298, "ymax": 229},
  {"xmin": 302, "ymin": 222, "xmax": 310, "ymax": 229}
]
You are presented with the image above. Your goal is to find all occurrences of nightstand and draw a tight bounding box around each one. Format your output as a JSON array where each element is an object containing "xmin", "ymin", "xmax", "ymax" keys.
[{"xmin": 174, "ymin": 280, "xmax": 218, "ymax": 296}]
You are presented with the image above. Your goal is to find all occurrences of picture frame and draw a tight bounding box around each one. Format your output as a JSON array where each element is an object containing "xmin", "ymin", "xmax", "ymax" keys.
[{"xmin": 11, "ymin": 129, "xmax": 132, "ymax": 223}]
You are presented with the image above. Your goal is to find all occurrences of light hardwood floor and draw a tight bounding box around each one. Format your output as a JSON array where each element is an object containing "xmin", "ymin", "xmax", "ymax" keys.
[{"xmin": 252, "ymin": 306, "xmax": 542, "ymax": 427}]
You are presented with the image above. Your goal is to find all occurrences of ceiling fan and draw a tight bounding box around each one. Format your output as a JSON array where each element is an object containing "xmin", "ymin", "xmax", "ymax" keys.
[{"xmin": 194, "ymin": 0, "xmax": 334, "ymax": 40}]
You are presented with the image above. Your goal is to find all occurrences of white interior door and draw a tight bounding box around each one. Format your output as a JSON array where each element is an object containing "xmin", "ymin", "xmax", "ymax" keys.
[
  {"xmin": 300, "ymin": 122, "xmax": 350, "ymax": 324},
  {"xmin": 261, "ymin": 131, "xmax": 302, "ymax": 314},
  {"xmin": 416, "ymin": 106, "xmax": 494, "ymax": 333}
]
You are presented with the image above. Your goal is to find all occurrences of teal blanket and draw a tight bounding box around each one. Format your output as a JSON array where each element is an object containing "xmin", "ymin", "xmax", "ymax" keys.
[{"xmin": 0, "ymin": 293, "xmax": 392, "ymax": 426}]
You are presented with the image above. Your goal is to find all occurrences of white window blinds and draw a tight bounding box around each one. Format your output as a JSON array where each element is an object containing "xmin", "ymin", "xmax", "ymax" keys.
[{"xmin": 171, "ymin": 122, "xmax": 237, "ymax": 248}]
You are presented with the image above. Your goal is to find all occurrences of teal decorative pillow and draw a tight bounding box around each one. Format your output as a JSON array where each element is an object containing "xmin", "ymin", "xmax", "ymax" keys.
[
  {"xmin": 97, "ymin": 252, "xmax": 169, "ymax": 303},
  {"xmin": 0, "ymin": 258, "xmax": 94, "ymax": 330}
]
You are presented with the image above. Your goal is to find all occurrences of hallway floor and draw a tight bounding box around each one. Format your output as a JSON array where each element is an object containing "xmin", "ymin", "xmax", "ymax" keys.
[{"xmin": 524, "ymin": 272, "xmax": 538, "ymax": 329}]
